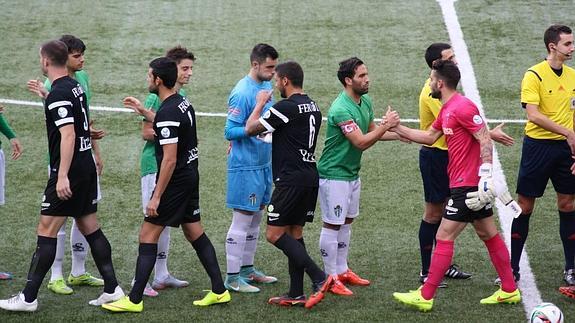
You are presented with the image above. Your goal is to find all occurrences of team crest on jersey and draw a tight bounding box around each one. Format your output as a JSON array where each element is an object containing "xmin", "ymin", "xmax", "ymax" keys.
[
  {"xmin": 472, "ymin": 115, "xmax": 483, "ymax": 125},
  {"xmin": 334, "ymin": 205, "xmax": 342, "ymax": 217},
  {"xmin": 58, "ymin": 107, "xmax": 68, "ymax": 118},
  {"xmin": 161, "ymin": 127, "xmax": 170, "ymax": 138},
  {"xmin": 249, "ymin": 193, "xmax": 256, "ymax": 206},
  {"xmin": 263, "ymin": 110, "xmax": 271, "ymax": 119}
]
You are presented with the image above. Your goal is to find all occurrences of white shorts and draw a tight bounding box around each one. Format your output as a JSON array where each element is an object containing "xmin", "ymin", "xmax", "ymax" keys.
[
  {"xmin": 141, "ymin": 173, "xmax": 157, "ymax": 214},
  {"xmin": 0, "ymin": 149, "xmax": 5, "ymax": 205},
  {"xmin": 319, "ymin": 178, "xmax": 361, "ymax": 225}
]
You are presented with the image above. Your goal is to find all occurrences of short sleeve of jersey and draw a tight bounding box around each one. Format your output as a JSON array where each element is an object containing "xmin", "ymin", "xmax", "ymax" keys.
[
  {"xmin": 227, "ymin": 92, "xmax": 248, "ymax": 124},
  {"xmin": 259, "ymin": 100, "xmax": 292, "ymax": 132},
  {"xmin": 45, "ymin": 91, "xmax": 74, "ymax": 128},
  {"xmin": 431, "ymin": 108, "xmax": 443, "ymax": 131},
  {"xmin": 155, "ymin": 109, "xmax": 180, "ymax": 145},
  {"xmin": 456, "ymin": 101, "xmax": 485, "ymax": 134},
  {"xmin": 521, "ymin": 70, "xmax": 541, "ymax": 106}
]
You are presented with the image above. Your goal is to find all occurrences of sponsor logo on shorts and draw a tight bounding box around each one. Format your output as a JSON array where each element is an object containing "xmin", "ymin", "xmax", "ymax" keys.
[
  {"xmin": 268, "ymin": 204, "xmax": 274, "ymax": 212},
  {"xmin": 334, "ymin": 205, "xmax": 342, "ymax": 218},
  {"xmin": 41, "ymin": 201, "xmax": 50, "ymax": 210},
  {"xmin": 249, "ymin": 193, "xmax": 256, "ymax": 206},
  {"xmin": 306, "ymin": 211, "xmax": 314, "ymax": 217},
  {"xmin": 193, "ymin": 208, "xmax": 200, "ymax": 215},
  {"xmin": 447, "ymin": 199, "xmax": 454, "ymax": 206},
  {"xmin": 446, "ymin": 205, "xmax": 458, "ymax": 215},
  {"xmin": 268, "ymin": 212, "xmax": 279, "ymax": 221}
]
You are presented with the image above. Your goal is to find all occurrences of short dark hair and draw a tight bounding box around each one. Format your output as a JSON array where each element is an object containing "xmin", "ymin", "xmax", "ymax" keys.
[
  {"xmin": 425, "ymin": 43, "xmax": 452, "ymax": 68},
  {"xmin": 166, "ymin": 45, "xmax": 195, "ymax": 64},
  {"xmin": 337, "ymin": 57, "xmax": 364, "ymax": 86},
  {"xmin": 250, "ymin": 43, "xmax": 278, "ymax": 64},
  {"xmin": 544, "ymin": 24, "xmax": 572, "ymax": 53},
  {"xmin": 275, "ymin": 61, "xmax": 304, "ymax": 88},
  {"xmin": 59, "ymin": 35, "xmax": 86, "ymax": 54},
  {"xmin": 149, "ymin": 57, "xmax": 178, "ymax": 89},
  {"xmin": 40, "ymin": 40, "xmax": 69, "ymax": 67},
  {"xmin": 431, "ymin": 59, "xmax": 460, "ymax": 90}
]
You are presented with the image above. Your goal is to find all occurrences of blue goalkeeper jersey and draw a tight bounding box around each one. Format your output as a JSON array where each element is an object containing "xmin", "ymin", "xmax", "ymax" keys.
[{"xmin": 226, "ymin": 75, "xmax": 273, "ymax": 171}]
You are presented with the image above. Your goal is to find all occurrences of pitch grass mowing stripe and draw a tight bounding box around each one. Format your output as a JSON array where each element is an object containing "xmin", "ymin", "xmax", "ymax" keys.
[
  {"xmin": 437, "ymin": 0, "xmax": 541, "ymax": 319},
  {"xmin": 0, "ymin": 97, "xmax": 527, "ymax": 124}
]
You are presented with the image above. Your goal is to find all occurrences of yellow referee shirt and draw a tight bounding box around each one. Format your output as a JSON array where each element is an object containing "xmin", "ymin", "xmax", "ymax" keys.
[
  {"xmin": 521, "ymin": 60, "xmax": 575, "ymax": 140},
  {"xmin": 419, "ymin": 79, "xmax": 447, "ymax": 150}
]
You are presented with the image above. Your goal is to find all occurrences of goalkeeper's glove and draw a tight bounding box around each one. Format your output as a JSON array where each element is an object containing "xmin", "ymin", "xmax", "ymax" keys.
[
  {"xmin": 465, "ymin": 191, "xmax": 485, "ymax": 211},
  {"xmin": 478, "ymin": 163, "xmax": 496, "ymax": 203},
  {"xmin": 498, "ymin": 191, "xmax": 522, "ymax": 218}
]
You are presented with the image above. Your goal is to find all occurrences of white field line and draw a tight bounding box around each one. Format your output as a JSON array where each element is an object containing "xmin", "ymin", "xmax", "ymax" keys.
[
  {"xmin": 0, "ymin": 98, "xmax": 527, "ymax": 124},
  {"xmin": 437, "ymin": 0, "xmax": 540, "ymax": 319}
]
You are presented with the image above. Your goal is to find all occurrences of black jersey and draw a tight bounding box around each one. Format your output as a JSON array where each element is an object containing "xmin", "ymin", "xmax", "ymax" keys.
[
  {"xmin": 44, "ymin": 76, "xmax": 95, "ymax": 176},
  {"xmin": 153, "ymin": 93, "xmax": 199, "ymax": 176},
  {"xmin": 260, "ymin": 93, "xmax": 322, "ymax": 187}
]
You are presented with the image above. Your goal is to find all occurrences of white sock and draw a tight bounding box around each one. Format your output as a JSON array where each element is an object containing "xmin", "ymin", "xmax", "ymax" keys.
[
  {"xmin": 154, "ymin": 227, "xmax": 171, "ymax": 281},
  {"xmin": 319, "ymin": 227, "xmax": 339, "ymax": 275},
  {"xmin": 70, "ymin": 219, "xmax": 89, "ymax": 277},
  {"xmin": 336, "ymin": 224, "xmax": 351, "ymax": 274},
  {"xmin": 50, "ymin": 221, "xmax": 66, "ymax": 281},
  {"xmin": 241, "ymin": 210, "xmax": 262, "ymax": 267},
  {"xmin": 225, "ymin": 211, "xmax": 251, "ymax": 274}
]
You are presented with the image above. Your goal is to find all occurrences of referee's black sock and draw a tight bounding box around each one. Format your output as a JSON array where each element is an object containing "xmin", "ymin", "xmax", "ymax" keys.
[
  {"xmin": 129, "ymin": 243, "xmax": 157, "ymax": 304},
  {"xmin": 85, "ymin": 229, "xmax": 119, "ymax": 294},
  {"xmin": 288, "ymin": 238, "xmax": 306, "ymax": 298},
  {"xmin": 273, "ymin": 233, "xmax": 325, "ymax": 284},
  {"xmin": 559, "ymin": 210, "xmax": 575, "ymax": 270},
  {"xmin": 510, "ymin": 213, "xmax": 531, "ymax": 273},
  {"xmin": 192, "ymin": 233, "xmax": 226, "ymax": 294},
  {"xmin": 23, "ymin": 236, "xmax": 57, "ymax": 303},
  {"xmin": 419, "ymin": 220, "xmax": 440, "ymax": 276}
]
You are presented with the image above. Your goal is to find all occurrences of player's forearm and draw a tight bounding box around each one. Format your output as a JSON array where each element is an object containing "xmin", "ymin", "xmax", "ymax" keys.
[
  {"xmin": 474, "ymin": 127, "xmax": 493, "ymax": 164},
  {"xmin": 527, "ymin": 106, "xmax": 574, "ymax": 138},
  {"xmin": 0, "ymin": 115, "xmax": 16, "ymax": 139},
  {"xmin": 152, "ymin": 158, "xmax": 176, "ymax": 200},
  {"xmin": 141, "ymin": 109, "xmax": 156, "ymax": 123},
  {"xmin": 392, "ymin": 125, "xmax": 436, "ymax": 145},
  {"xmin": 91, "ymin": 139, "xmax": 101, "ymax": 158},
  {"xmin": 224, "ymin": 118, "xmax": 248, "ymax": 140},
  {"xmin": 58, "ymin": 130, "xmax": 75, "ymax": 178},
  {"xmin": 360, "ymin": 124, "xmax": 390, "ymax": 150},
  {"xmin": 379, "ymin": 131, "xmax": 400, "ymax": 141}
]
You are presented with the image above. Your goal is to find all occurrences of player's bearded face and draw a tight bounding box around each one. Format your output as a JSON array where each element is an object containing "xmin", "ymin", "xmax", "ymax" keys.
[
  {"xmin": 275, "ymin": 74, "xmax": 287, "ymax": 98},
  {"xmin": 430, "ymin": 73, "xmax": 441, "ymax": 99},
  {"xmin": 147, "ymin": 70, "xmax": 159, "ymax": 95},
  {"xmin": 350, "ymin": 64, "xmax": 369, "ymax": 95}
]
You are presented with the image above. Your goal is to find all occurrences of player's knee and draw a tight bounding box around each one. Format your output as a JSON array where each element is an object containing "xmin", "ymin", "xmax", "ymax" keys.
[
  {"xmin": 517, "ymin": 195, "xmax": 535, "ymax": 214},
  {"xmin": 557, "ymin": 197, "xmax": 575, "ymax": 212}
]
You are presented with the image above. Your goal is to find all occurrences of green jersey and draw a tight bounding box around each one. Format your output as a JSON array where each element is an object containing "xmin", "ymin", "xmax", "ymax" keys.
[
  {"xmin": 318, "ymin": 91, "xmax": 374, "ymax": 181},
  {"xmin": 140, "ymin": 89, "xmax": 186, "ymax": 177},
  {"xmin": 45, "ymin": 70, "xmax": 91, "ymax": 107},
  {"xmin": 0, "ymin": 114, "xmax": 16, "ymax": 149}
]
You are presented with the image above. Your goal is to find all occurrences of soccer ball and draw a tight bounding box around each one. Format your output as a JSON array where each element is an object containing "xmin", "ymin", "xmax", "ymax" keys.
[{"xmin": 529, "ymin": 302, "xmax": 564, "ymax": 323}]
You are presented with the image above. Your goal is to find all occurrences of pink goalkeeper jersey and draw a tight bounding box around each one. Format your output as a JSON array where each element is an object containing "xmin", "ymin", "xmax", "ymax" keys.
[{"xmin": 432, "ymin": 93, "xmax": 486, "ymax": 188}]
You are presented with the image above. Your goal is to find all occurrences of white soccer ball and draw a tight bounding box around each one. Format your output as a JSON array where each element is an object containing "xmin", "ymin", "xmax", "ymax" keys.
[{"xmin": 529, "ymin": 302, "xmax": 564, "ymax": 323}]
